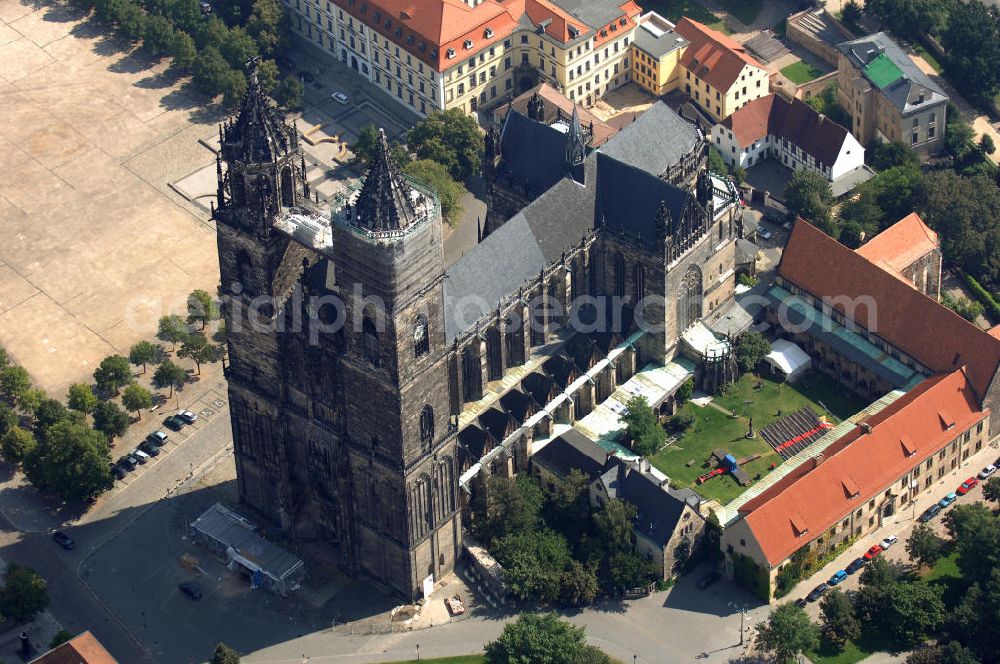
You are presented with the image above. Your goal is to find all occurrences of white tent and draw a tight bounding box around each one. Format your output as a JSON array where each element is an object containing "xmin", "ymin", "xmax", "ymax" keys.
[{"xmin": 765, "ymin": 339, "xmax": 812, "ymax": 382}]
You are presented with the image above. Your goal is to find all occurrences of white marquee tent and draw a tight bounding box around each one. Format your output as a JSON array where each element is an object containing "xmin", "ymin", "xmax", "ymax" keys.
[{"xmin": 765, "ymin": 339, "xmax": 812, "ymax": 382}]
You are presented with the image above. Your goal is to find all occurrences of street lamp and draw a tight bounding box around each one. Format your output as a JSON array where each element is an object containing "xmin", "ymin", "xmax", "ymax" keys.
[
  {"xmin": 416, "ymin": 643, "xmax": 420, "ymax": 661},
  {"xmin": 728, "ymin": 601, "xmax": 750, "ymax": 646}
]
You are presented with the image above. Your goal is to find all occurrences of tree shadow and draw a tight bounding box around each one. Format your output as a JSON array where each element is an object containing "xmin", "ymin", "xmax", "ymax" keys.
[
  {"xmin": 39, "ymin": 2, "xmax": 89, "ymax": 23},
  {"xmin": 107, "ymin": 48, "xmax": 155, "ymax": 75}
]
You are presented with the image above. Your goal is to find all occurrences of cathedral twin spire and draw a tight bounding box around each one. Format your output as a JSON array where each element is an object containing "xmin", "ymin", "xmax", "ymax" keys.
[{"xmin": 352, "ymin": 129, "xmax": 419, "ymax": 233}]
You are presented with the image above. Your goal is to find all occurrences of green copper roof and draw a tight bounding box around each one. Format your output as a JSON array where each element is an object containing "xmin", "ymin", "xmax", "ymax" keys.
[{"xmin": 864, "ymin": 53, "xmax": 903, "ymax": 89}]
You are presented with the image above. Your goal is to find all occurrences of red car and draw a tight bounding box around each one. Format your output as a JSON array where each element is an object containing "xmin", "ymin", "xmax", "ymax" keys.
[
  {"xmin": 863, "ymin": 545, "xmax": 883, "ymax": 561},
  {"xmin": 957, "ymin": 477, "xmax": 979, "ymax": 495}
]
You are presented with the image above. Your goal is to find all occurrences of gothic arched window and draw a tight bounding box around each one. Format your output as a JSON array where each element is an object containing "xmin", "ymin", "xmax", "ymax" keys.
[
  {"xmin": 486, "ymin": 326, "xmax": 502, "ymax": 381},
  {"xmin": 462, "ymin": 346, "xmax": 482, "ymax": 402},
  {"xmin": 613, "ymin": 252, "xmax": 625, "ymax": 298},
  {"xmin": 420, "ymin": 405, "xmax": 434, "ymax": 449},
  {"xmin": 413, "ymin": 315, "xmax": 429, "ymax": 357},
  {"xmin": 280, "ymin": 167, "xmax": 294, "ymax": 207},
  {"xmin": 676, "ymin": 265, "xmax": 703, "ymax": 333},
  {"xmin": 362, "ymin": 316, "xmax": 380, "ymax": 368},
  {"xmin": 635, "ymin": 263, "xmax": 645, "ymax": 303},
  {"xmin": 504, "ymin": 311, "xmax": 524, "ymax": 367}
]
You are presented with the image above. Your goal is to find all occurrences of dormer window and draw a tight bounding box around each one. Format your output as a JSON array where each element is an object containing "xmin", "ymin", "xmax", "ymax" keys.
[
  {"xmin": 373, "ymin": 10, "xmax": 380, "ymax": 20},
  {"xmin": 464, "ymin": 39, "xmax": 473, "ymax": 49},
  {"xmin": 407, "ymin": 35, "xmax": 414, "ymax": 45},
  {"xmin": 418, "ymin": 41, "xmax": 426, "ymax": 51},
  {"xmin": 384, "ymin": 19, "xmax": 391, "ymax": 28},
  {"xmin": 395, "ymin": 28, "xmax": 402, "ymax": 38},
  {"xmin": 446, "ymin": 48, "xmax": 456, "ymax": 59},
  {"xmin": 568, "ymin": 25, "xmax": 579, "ymax": 39},
  {"xmin": 484, "ymin": 27, "xmax": 493, "ymax": 39},
  {"xmin": 620, "ymin": 17, "xmax": 627, "ymax": 26}
]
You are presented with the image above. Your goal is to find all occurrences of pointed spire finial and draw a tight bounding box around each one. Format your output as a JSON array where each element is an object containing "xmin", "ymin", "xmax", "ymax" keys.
[{"xmin": 353, "ymin": 128, "xmax": 418, "ymax": 233}]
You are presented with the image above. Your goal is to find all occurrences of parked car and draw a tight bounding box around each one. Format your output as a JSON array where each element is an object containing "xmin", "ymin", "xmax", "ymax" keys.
[
  {"xmin": 806, "ymin": 583, "xmax": 829, "ymax": 602},
  {"xmin": 119, "ymin": 454, "xmax": 138, "ymax": 471},
  {"xmin": 178, "ymin": 409, "xmax": 198, "ymax": 424},
  {"xmin": 939, "ymin": 492, "xmax": 958, "ymax": 508},
  {"xmin": 178, "ymin": 581, "xmax": 202, "ymax": 600},
  {"xmin": 794, "ymin": 598, "xmax": 807, "ymax": 608},
  {"xmin": 919, "ymin": 503, "xmax": 943, "ymax": 522},
  {"xmin": 139, "ymin": 440, "xmax": 160, "ymax": 457},
  {"xmin": 164, "ymin": 415, "xmax": 186, "ymax": 431},
  {"xmin": 52, "ymin": 531, "xmax": 74, "ymax": 550},
  {"xmin": 331, "ymin": 91, "xmax": 349, "ymax": 104},
  {"xmin": 880, "ymin": 535, "xmax": 898, "ymax": 550},
  {"xmin": 846, "ymin": 557, "xmax": 866, "ymax": 574},
  {"xmin": 978, "ymin": 464, "xmax": 997, "ymax": 480},
  {"xmin": 757, "ymin": 228, "xmax": 773, "ymax": 241},
  {"xmin": 957, "ymin": 477, "xmax": 978, "ymax": 495},
  {"xmin": 863, "ymin": 545, "xmax": 883, "ymax": 561},
  {"xmin": 111, "ymin": 463, "xmax": 126, "ymax": 480},
  {"xmin": 147, "ymin": 431, "xmax": 168, "ymax": 446},
  {"xmin": 132, "ymin": 448, "xmax": 150, "ymax": 465},
  {"xmin": 828, "ymin": 570, "xmax": 848, "ymax": 586},
  {"xmin": 297, "ymin": 70, "xmax": 314, "ymax": 83},
  {"xmin": 696, "ymin": 571, "xmax": 721, "ymax": 590}
]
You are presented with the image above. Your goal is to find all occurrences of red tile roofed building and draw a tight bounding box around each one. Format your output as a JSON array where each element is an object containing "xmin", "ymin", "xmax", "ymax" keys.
[
  {"xmin": 719, "ymin": 218, "xmax": 1000, "ymax": 599},
  {"xmin": 291, "ymin": 0, "xmax": 641, "ymax": 116},
  {"xmin": 711, "ymin": 94, "xmax": 867, "ymax": 191},
  {"xmin": 30, "ymin": 631, "xmax": 118, "ymax": 664},
  {"xmin": 674, "ymin": 18, "xmax": 769, "ymax": 122},
  {"xmin": 856, "ymin": 212, "xmax": 942, "ymax": 298}
]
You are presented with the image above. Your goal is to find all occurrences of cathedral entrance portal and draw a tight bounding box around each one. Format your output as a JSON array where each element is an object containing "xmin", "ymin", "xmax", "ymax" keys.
[{"xmin": 519, "ymin": 76, "xmax": 533, "ymax": 93}]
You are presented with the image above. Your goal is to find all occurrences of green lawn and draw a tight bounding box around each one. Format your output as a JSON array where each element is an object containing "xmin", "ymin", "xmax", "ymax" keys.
[
  {"xmin": 781, "ymin": 60, "xmax": 828, "ymax": 84},
  {"xmin": 650, "ymin": 373, "xmax": 867, "ymax": 505},
  {"xmin": 717, "ymin": 0, "xmax": 761, "ymax": 26},
  {"xmin": 808, "ymin": 639, "xmax": 873, "ymax": 664},
  {"xmin": 641, "ymin": 0, "xmax": 732, "ymax": 33},
  {"xmin": 913, "ymin": 44, "xmax": 944, "ymax": 74}
]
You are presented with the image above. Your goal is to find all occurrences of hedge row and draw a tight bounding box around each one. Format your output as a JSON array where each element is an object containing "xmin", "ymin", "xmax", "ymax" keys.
[{"xmin": 961, "ymin": 271, "xmax": 1000, "ymax": 322}]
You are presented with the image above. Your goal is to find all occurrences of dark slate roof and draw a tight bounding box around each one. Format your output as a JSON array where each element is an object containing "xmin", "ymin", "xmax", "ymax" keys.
[
  {"xmin": 836, "ymin": 32, "xmax": 948, "ymax": 114},
  {"xmin": 598, "ymin": 102, "xmax": 701, "ymax": 177},
  {"xmin": 599, "ymin": 458, "xmax": 702, "ymax": 546},
  {"xmin": 458, "ymin": 426, "xmax": 489, "ymax": 458},
  {"xmin": 550, "ymin": 0, "xmax": 629, "ymax": 28},
  {"xmin": 223, "ymin": 63, "xmax": 295, "ymax": 165},
  {"xmin": 633, "ymin": 18, "xmax": 688, "ymax": 59},
  {"xmin": 443, "ymin": 214, "xmax": 547, "ymax": 342},
  {"xmin": 498, "ymin": 110, "xmax": 570, "ymax": 196},
  {"xmin": 519, "ymin": 163, "xmax": 597, "ymax": 263},
  {"xmin": 353, "ymin": 129, "xmax": 420, "ymax": 232},
  {"xmin": 736, "ymin": 238, "xmax": 758, "ymax": 264},
  {"xmin": 532, "ymin": 428, "xmax": 609, "ymax": 481},
  {"xmin": 595, "ymin": 152, "xmax": 692, "ymax": 239}
]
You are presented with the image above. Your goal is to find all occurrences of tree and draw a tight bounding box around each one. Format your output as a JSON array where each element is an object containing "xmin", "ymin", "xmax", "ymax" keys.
[
  {"xmin": 734, "ymin": 331, "xmax": 770, "ymax": 373},
  {"xmin": 210, "ymin": 643, "xmax": 241, "ymax": 664},
  {"xmin": 128, "ymin": 340, "xmax": 159, "ymax": 374},
  {"xmin": 34, "ymin": 399, "xmax": 69, "ymax": 438},
  {"xmin": 219, "ymin": 26, "xmax": 258, "ymax": 70},
  {"xmin": 1, "ymin": 427, "xmax": 36, "ymax": 465},
  {"xmin": 169, "ymin": 30, "xmax": 197, "ymax": 72},
  {"xmin": 946, "ymin": 119, "xmax": 976, "ymax": 163},
  {"xmin": 0, "ymin": 403, "xmax": 15, "ymax": 437},
  {"xmin": 187, "ymin": 289, "xmax": 220, "ymax": 330},
  {"xmin": 544, "ymin": 468, "xmax": 592, "ymax": 538},
  {"xmin": 842, "ymin": 0, "xmax": 862, "ymax": 26},
  {"xmin": 407, "ymin": 108, "xmax": 484, "ymax": 181},
  {"xmin": 838, "ymin": 219, "xmax": 867, "ymax": 248},
  {"xmin": 351, "ymin": 123, "xmax": 380, "ymax": 164},
  {"xmin": 0, "ymin": 365, "xmax": 31, "ymax": 407},
  {"xmin": 980, "ymin": 134, "xmax": 996, "ymax": 157},
  {"xmin": 475, "ymin": 474, "xmax": 544, "ymax": 544},
  {"xmin": 592, "ymin": 498, "xmax": 636, "ymax": 558},
  {"xmin": 403, "ymin": 159, "xmax": 466, "ymax": 225},
  {"xmin": 708, "ymin": 147, "xmax": 728, "ymax": 175},
  {"xmin": 942, "ymin": 0, "xmax": 1000, "ymax": 105},
  {"xmin": 0, "ymin": 563, "xmax": 49, "ymax": 624},
  {"xmin": 66, "ymin": 383, "xmax": 98, "ymax": 415},
  {"xmin": 246, "ymin": 0, "xmax": 289, "ymax": 56},
  {"xmin": 756, "ymin": 603, "xmax": 821, "ymax": 664},
  {"xmin": 664, "ymin": 413, "xmax": 694, "ymax": 435},
  {"xmin": 819, "ymin": 589, "xmax": 860, "ymax": 647},
  {"xmin": 906, "ymin": 523, "xmax": 947, "ymax": 568},
  {"xmin": 983, "ymin": 476, "xmax": 1000, "ymax": 505},
  {"xmin": 272, "ymin": 75, "xmax": 303, "ymax": 109},
  {"xmin": 192, "ymin": 46, "xmax": 235, "ymax": 97},
  {"xmin": 608, "ymin": 551, "xmax": 658, "ymax": 589},
  {"xmin": 785, "ymin": 169, "xmax": 834, "ymax": 232},
  {"xmin": 93, "ymin": 355, "xmax": 132, "ymax": 396},
  {"xmin": 620, "ymin": 395, "xmax": 662, "ymax": 456},
  {"xmin": 179, "ymin": 334, "xmax": 223, "ymax": 374},
  {"xmin": 907, "ymin": 641, "xmax": 982, "ymax": 664},
  {"xmin": 941, "ymin": 293, "xmax": 984, "ymax": 322},
  {"xmin": 157, "ymin": 315, "xmax": 189, "ymax": 350},
  {"xmin": 122, "ymin": 383, "xmax": 153, "ymax": 420},
  {"xmin": 23, "ymin": 420, "xmax": 112, "ymax": 501},
  {"xmin": 117, "ymin": 2, "xmax": 146, "ymax": 42},
  {"xmin": 255, "ymin": 58, "xmax": 279, "ymax": 93},
  {"xmin": 153, "ymin": 360, "xmax": 187, "ymax": 397},
  {"xmin": 49, "ymin": 630, "xmax": 74, "ymax": 649},
  {"xmin": 485, "ymin": 612, "xmax": 589, "ymax": 664},
  {"xmin": 18, "ymin": 388, "xmax": 45, "ymax": 417},
  {"xmin": 221, "ymin": 69, "xmax": 248, "ymax": 108},
  {"xmin": 559, "ymin": 559, "xmax": 599, "ymax": 606},
  {"xmin": 945, "ymin": 503, "xmax": 1000, "ymax": 583},
  {"xmin": 142, "ymin": 14, "xmax": 175, "ymax": 56},
  {"xmin": 867, "ymin": 140, "xmax": 920, "ymax": 172},
  {"xmin": 493, "ymin": 529, "xmax": 572, "ymax": 602},
  {"xmin": 876, "ymin": 581, "xmax": 945, "ymax": 647},
  {"xmin": 92, "ymin": 401, "xmax": 129, "ymax": 442}
]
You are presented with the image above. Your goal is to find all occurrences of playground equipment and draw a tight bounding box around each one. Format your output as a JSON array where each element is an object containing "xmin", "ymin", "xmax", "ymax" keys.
[{"xmin": 697, "ymin": 451, "xmax": 759, "ymax": 486}]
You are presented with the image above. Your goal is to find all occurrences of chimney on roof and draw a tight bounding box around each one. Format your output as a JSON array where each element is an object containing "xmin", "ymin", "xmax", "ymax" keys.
[
  {"xmin": 811, "ymin": 454, "xmax": 825, "ymax": 469},
  {"xmin": 859, "ymin": 422, "xmax": 872, "ymax": 434}
]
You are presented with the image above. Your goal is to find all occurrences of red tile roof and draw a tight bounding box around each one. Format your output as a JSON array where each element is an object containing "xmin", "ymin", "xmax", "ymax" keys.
[
  {"xmin": 31, "ymin": 631, "xmax": 118, "ymax": 664},
  {"xmin": 740, "ymin": 369, "xmax": 986, "ymax": 566},
  {"xmin": 856, "ymin": 212, "xmax": 939, "ymax": 280},
  {"xmin": 778, "ymin": 220, "xmax": 1000, "ymax": 399},
  {"xmin": 720, "ymin": 94, "xmax": 851, "ymax": 167},
  {"xmin": 674, "ymin": 17, "xmax": 766, "ymax": 92}
]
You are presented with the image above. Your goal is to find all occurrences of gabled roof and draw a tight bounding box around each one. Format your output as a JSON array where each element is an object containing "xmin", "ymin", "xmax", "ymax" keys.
[
  {"xmin": 719, "ymin": 94, "xmax": 852, "ymax": 167},
  {"xmin": 498, "ymin": 110, "xmax": 573, "ymax": 196},
  {"xmin": 595, "ymin": 151, "xmax": 692, "ymax": 239},
  {"xmin": 778, "ymin": 220, "xmax": 1000, "ymax": 399},
  {"xmin": 30, "ymin": 632, "xmax": 118, "ymax": 664},
  {"xmin": 532, "ymin": 428, "xmax": 609, "ymax": 480},
  {"xmin": 856, "ymin": 212, "xmax": 939, "ymax": 280},
  {"xmin": 675, "ymin": 17, "xmax": 766, "ymax": 92},
  {"xmin": 599, "ymin": 102, "xmax": 703, "ymax": 176},
  {"xmin": 740, "ymin": 370, "xmax": 985, "ymax": 566}
]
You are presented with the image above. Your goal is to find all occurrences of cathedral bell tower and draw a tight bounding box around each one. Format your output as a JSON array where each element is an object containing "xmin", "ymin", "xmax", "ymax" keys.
[{"xmin": 330, "ymin": 129, "xmax": 460, "ymax": 600}]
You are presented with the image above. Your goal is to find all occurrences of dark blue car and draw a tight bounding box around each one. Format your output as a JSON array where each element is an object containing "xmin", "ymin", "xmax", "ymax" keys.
[{"xmin": 846, "ymin": 557, "xmax": 866, "ymax": 574}]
